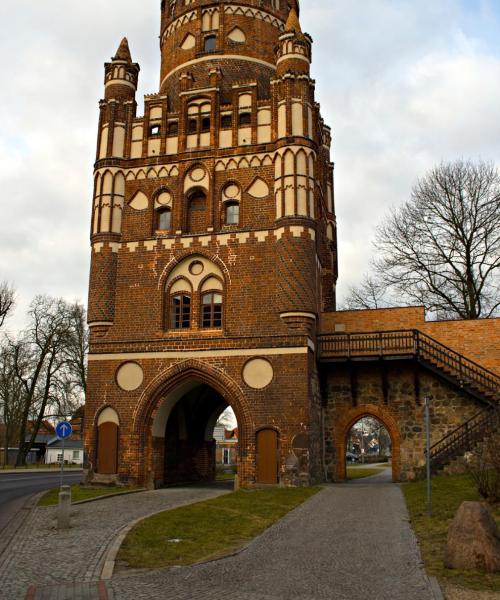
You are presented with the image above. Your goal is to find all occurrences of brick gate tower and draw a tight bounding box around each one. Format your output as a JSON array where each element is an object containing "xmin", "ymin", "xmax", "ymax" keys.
[{"xmin": 85, "ymin": 0, "xmax": 338, "ymax": 488}]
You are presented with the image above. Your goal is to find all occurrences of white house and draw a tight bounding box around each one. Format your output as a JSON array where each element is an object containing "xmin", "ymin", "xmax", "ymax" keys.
[{"xmin": 45, "ymin": 438, "xmax": 84, "ymax": 465}]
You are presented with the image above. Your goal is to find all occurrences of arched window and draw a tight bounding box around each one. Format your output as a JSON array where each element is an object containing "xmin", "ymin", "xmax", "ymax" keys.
[
  {"xmin": 204, "ymin": 35, "xmax": 217, "ymax": 53},
  {"xmin": 225, "ymin": 201, "xmax": 240, "ymax": 225},
  {"xmin": 170, "ymin": 294, "xmax": 191, "ymax": 329},
  {"xmin": 157, "ymin": 207, "xmax": 171, "ymax": 231},
  {"xmin": 187, "ymin": 189, "xmax": 207, "ymax": 233},
  {"xmin": 201, "ymin": 116, "xmax": 211, "ymax": 133},
  {"xmin": 201, "ymin": 292, "xmax": 223, "ymax": 328}
]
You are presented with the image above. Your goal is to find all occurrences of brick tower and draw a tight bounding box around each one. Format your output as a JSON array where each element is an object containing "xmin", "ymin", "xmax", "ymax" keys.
[{"xmin": 85, "ymin": 0, "xmax": 337, "ymax": 488}]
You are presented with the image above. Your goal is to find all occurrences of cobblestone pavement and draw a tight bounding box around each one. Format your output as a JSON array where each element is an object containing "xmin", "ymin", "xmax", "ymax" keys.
[
  {"xmin": 110, "ymin": 471, "xmax": 439, "ymax": 600},
  {"xmin": 0, "ymin": 485, "xmax": 228, "ymax": 600}
]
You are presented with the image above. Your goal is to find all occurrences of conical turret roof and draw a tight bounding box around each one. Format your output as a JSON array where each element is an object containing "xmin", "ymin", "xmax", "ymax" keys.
[
  {"xmin": 285, "ymin": 7, "xmax": 303, "ymax": 36},
  {"xmin": 113, "ymin": 37, "xmax": 132, "ymax": 62}
]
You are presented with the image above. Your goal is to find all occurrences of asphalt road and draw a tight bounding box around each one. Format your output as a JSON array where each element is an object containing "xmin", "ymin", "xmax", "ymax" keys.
[{"xmin": 0, "ymin": 471, "xmax": 82, "ymax": 534}]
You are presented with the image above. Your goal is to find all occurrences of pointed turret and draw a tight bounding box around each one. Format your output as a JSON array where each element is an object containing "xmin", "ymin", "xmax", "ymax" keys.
[
  {"xmin": 103, "ymin": 38, "xmax": 140, "ymax": 102},
  {"xmin": 285, "ymin": 7, "xmax": 303, "ymax": 38},
  {"xmin": 113, "ymin": 37, "xmax": 132, "ymax": 62}
]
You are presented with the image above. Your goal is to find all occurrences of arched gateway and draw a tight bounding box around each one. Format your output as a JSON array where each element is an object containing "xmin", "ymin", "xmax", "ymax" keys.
[
  {"xmin": 84, "ymin": 2, "xmax": 499, "ymax": 488},
  {"xmin": 133, "ymin": 361, "xmax": 253, "ymax": 487}
]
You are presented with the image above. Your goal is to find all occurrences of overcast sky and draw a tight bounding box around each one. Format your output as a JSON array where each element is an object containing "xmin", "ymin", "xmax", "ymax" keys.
[{"xmin": 1, "ymin": 0, "xmax": 500, "ymax": 333}]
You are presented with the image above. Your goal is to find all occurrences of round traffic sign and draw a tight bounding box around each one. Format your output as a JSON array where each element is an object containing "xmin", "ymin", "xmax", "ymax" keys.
[{"xmin": 55, "ymin": 421, "xmax": 73, "ymax": 440}]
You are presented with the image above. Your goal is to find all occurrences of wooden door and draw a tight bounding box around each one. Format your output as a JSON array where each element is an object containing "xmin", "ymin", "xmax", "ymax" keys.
[
  {"xmin": 256, "ymin": 429, "xmax": 278, "ymax": 484},
  {"xmin": 97, "ymin": 422, "xmax": 118, "ymax": 474}
]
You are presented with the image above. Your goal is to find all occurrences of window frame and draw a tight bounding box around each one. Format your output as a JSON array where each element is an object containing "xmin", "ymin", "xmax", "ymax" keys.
[
  {"xmin": 204, "ymin": 35, "xmax": 217, "ymax": 53},
  {"xmin": 201, "ymin": 290, "xmax": 223, "ymax": 329},
  {"xmin": 224, "ymin": 200, "xmax": 240, "ymax": 226},
  {"xmin": 156, "ymin": 206, "xmax": 172, "ymax": 231},
  {"xmin": 169, "ymin": 292, "xmax": 192, "ymax": 330}
]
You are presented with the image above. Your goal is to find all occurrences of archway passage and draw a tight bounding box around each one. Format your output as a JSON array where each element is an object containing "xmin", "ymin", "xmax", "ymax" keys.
[
  {"xmin": 159, "ymin": 382, "xmax": 238, "ymax": 485},
  {"xmin": 335, "ymin": 404, "xmax": 401, "ymax": 482},
  {"xmin": 345, "ymin": 416, "xmax": 392, "ymax": 480}
]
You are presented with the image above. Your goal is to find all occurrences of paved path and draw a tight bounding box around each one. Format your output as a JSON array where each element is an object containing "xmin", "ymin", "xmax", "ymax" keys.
[
  {"xmin": 0, "ymin": 472, "xmax": 439, "ymax": 600},
  {"xmin": 0, "ymin": 484, "xmax": 229, "ymax": 600},
  {"xmin": 110, "ymin": 470, "xmax": 437, "ymax": 600}
]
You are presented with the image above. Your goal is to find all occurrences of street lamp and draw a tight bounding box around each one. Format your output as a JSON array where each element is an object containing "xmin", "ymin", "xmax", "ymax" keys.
[{"xmin": 424, "ymin": 395, "xmax": 433, "ymax": 516}]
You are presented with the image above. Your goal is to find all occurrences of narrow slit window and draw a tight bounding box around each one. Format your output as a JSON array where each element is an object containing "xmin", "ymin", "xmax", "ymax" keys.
[
  {"xmin": 239, "ymin": 112, "xmax": 251, "ymax": 126},
  {"xmin": 201, "ymin": 117, "xmax": 211, "ymax": 133},
  {"xmin": 221, "ymin": 115, "xmax": 232, "ymax": 129},
  {"xmin": 167, "ymin": 121, "xmax": 178, "ymax": 136},
  {"xmin": 150, "ymin": 125, "xmax": 161, "ymax": 136},
  {"xmin": 225, "ymin": 201, "xmax": 239, "ymax": 225},
  {"xmin": 188, "ymin": 118, "xmax": 197, "ymax": 134},
  {"xmin": 157, "ymin": 208, "xmax": 171, "ymax": 230},
  {"xmin": 204, "ymin": 35, "xmax": 217, "ymax": 53}
]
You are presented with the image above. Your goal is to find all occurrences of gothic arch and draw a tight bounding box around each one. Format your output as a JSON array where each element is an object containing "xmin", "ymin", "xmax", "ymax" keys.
[
  {"xmin": 132, "ymin": 359, "xmax": 254, "ymax": 485},
  {"xmin": 335, "ymin": 404, "xmax": 401, "ymax": 482}
]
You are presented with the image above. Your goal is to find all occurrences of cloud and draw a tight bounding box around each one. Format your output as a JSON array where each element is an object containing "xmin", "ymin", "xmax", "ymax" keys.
[{"xmin": 0, "ymin": 0, "xmax": 499, "ymax": 332}]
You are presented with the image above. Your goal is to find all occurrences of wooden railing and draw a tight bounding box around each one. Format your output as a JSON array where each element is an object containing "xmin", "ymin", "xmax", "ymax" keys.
[
  {"xmin": 318, "ymin": 329, "xmax": 500, "ymax": 403},
  {"xmin": 429, "ymin": 408, "xmax": 500, "ymax": 473}
]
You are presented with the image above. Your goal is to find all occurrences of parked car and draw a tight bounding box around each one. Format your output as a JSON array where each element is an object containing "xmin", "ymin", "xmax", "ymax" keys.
[{"xmin": 346, "ymin": 452, "xmax": 359, "ymax": 463}]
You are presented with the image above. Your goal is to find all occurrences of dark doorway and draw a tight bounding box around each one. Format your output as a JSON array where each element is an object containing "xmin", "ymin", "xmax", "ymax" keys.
[{"xmin": 163, "ymin": 383, "xmax": 237, "ymax": 485}]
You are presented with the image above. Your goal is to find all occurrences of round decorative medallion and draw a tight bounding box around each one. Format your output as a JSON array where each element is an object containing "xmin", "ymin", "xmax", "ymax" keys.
[
  {"xmin": 116, "ymin": 362, "xmax": 144, "ymax": 392},
  {"xmin": 242, "ymin": 358, "xmax": 274, "ymax": 390},
  {"xmin": 190, "ymin": 168, "xmax": 205, "ymax": 182},
  {"xmin": 156, "ymin": 191, "xmax": 172, "ymax": 206},
  {"xmin": 189, "ymin": 260, "xmax": 204, "ymax": 276},
  {"xmin": 224, "ymin": 184, "xmax": 239, "ymax": 199}
]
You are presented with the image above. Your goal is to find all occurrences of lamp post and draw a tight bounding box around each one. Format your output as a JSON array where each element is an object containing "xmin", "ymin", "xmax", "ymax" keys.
[{"xmin": 424, "ymin": 395, "xmax": 433, "ymax": 516}]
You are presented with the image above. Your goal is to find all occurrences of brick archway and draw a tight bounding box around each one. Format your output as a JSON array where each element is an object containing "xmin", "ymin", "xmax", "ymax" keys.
[
  {"xmin": 132, "ymin": 359, "xmax": 254, "ymax": 487},
  {"xmin": 335, "ymin": 404, "xmax": 401, "ymax": 482}
]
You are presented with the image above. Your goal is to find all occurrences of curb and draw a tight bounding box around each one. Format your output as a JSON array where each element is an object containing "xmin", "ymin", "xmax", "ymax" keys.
[
  {"xmin": 99, "ymin": 490, "xmax": 231, "ymax": 580},
  {"xmin": 72, "ymin": 488, "xmax": 147, "ymax": 506},
  {"xmin": 428, "ymin": 576, "xmax": 445, "ymax": 600}
]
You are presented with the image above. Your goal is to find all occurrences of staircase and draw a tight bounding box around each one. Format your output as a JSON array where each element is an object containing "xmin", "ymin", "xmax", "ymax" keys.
[
  {"xmin": 429, "ymin": 407, "xmax": 500, "ymax": 475},
  {"xmin": 318, "ymin": 329, "xmax": 500, "ymax": 471},
  {"xmin": 318, "ymin": 329, "xmax": 500, "ymax": 406}
]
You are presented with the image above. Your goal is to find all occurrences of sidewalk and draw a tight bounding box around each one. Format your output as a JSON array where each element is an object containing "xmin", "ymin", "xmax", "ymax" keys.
[
  {"xmin": 0, "ymin": 484, "xmax": 229, "ymax": 600},
  {"xmin": 0, "ymin": 473, "xmax": 441, "ymax": 600}
]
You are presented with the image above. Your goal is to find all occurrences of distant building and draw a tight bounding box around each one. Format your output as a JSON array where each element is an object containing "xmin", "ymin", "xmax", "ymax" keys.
[
  {"xmin": 45, "ymin": 438, "xmax": 84, "ymax": 466},
  {"xmin": 215, "ymin": 428, "xmax": 238, "ymax": 466}
]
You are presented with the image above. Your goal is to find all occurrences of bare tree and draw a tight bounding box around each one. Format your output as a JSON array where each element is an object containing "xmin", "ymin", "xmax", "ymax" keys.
[
  {"xmin": 0, "ymin": 341, "xmax": 25, "ymax": 466},
  {"xmin": 0, "ymin": 282, "xmax": 15, "ymax": 329},
  {"xmin": 373, "ymin": 160, "xmax": 500, "ymax": 319},
  {"xmin": 342, "ymin": 275, "xmax": 393, "ymax": 310},
  {"xmin": 65, "ymin": 302, "xmax": 88, "ymax": 395},
  {"xmin": 14, "ymin": 296, "xmax": 73, "ymax": 465}
]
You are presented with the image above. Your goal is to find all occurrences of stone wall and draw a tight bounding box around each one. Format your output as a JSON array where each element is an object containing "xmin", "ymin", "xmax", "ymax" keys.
[{"xmin": 323, "ymin": 361, "xmax": 484, "ymax": 482}]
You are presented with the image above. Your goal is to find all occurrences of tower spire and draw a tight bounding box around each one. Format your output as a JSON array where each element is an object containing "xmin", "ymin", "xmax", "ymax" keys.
[
  {"xmin": 285, "ymin": 6, "xmax": 304, "ymax": 38},
  {"xmin": 113, "ymin": 37, "xmax": 132, "ymax": 62}
]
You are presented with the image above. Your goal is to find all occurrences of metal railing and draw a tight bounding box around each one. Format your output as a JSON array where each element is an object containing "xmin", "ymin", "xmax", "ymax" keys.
[
  {"xmin": 318, "ymin": 329, "xmax": 500, "ymax": 402},
  {"xmin": 429, "ymin": 408, "xmax": 500, "ymax": 472}
]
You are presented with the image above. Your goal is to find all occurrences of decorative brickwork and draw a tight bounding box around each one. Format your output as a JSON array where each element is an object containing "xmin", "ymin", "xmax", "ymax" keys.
[{"xmin": 85, "ymin": 1, "xmax": 498, "ymax": 487}]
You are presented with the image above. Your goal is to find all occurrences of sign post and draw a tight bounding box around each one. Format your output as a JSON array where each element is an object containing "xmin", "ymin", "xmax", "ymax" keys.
[
  {"xmin": 424, "ymin": 396, "xmax": 433, "ymax": 517},
  {"xmin": 55, "ymin": 421, "xmax": 73, "ymax": 489}
]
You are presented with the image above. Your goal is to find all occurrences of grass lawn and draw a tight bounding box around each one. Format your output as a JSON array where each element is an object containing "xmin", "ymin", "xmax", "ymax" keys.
[
  {"xmin": 118, "ymin": 487, "xmax": 320, "ymax": 569},
  {"xmin": 346, "ymin": 467, "xmax": 385, "ymax": 480},
  {"xmin": 403, "ymin": 472, "xmax": 500, "ymax": 592},
  {"xmin": 215, "ymin": 471, "xmax": 236, "ymax": 481},
  {"xmin": 39, "ymin": 485, "xmax": 137, "ymax": 506}
]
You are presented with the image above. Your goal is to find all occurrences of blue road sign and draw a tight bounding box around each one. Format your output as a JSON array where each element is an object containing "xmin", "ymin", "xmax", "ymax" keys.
[{"xmin": 56, "ymin": 421, "xmax": 73, "ymax": 440}]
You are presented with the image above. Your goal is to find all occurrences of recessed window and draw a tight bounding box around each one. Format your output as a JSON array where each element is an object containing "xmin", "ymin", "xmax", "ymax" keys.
[
  {"xmin": 188, "ymin": 118, "xmax": 197, "ymax": 134},
  {"xmin": 157, "ymin": 207, "xmax": 171, "ymax": 230},
  {"xmin": 221, "ymin": 115, "xmax": 232, "ymax": 129},
  {"xmin": 239, "ymin": 112, "xmax": 251, "ymax": 126},
  {"xmin": 150, "ymin": 125, "xmax": 161, "ymax": 136},
  {"xmin": 225, "ymin": 201, "xmax": 240, "ymax": 225},
  {"xmin": 204, "ymin": 35, "xmax": 217, "ymax": 53},
  {"xmin": 201, "ymin": 117, "xmax": 211, "ymax": 133},
  {"xmin": 202, "ymin": 292, "xmax": 222, "ymax": 328},
  {"xmin": 170, "ymin": 294, "xmax": 191, "ymax": 329},
  {"xmin": 167, "ymin": 121, "xmax": 178, "ymax": 136}
]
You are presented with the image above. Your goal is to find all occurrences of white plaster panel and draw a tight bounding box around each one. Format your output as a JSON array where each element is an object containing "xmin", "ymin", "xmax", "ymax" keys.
[
  {"xmin": 97, "ymin": 407, "xmax": 120, "ymax": 427},
  {"xmin": 242, "ymin": 358, "xmax": 274, "ymax": 389},
  {"xmin": 116, "ymin": 362, "xmax": 144, "ymax": 392}
]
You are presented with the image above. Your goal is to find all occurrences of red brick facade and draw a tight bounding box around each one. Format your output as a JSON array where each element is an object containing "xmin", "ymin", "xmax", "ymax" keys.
[{"xmin": 84, "ymin": 1, "xmax": 498, "ymax": 487}]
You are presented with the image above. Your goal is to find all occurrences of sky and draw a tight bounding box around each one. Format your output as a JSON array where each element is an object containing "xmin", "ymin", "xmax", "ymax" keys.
[{"xmin": 1, "ymin": 0, "xmax": 500, "ymax": 334}]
